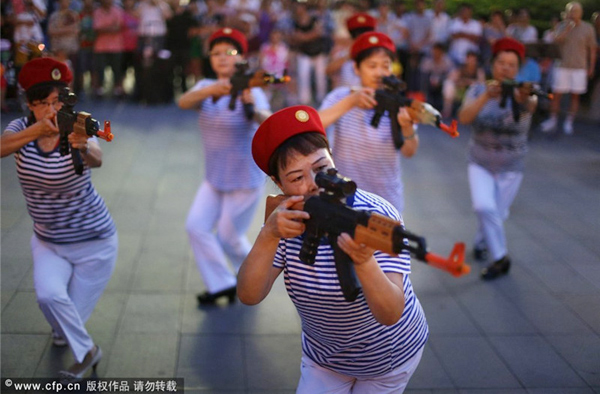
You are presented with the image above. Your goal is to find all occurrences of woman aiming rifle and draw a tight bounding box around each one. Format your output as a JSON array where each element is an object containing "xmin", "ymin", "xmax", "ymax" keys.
[
  {"xmin": 0, "ymin": 58, "xmax": 117, "ymax": 379},
  {"xmin": 458, "ymin": 37, "xmax": 536, "ymax": 280},
  {"xmin": 238, "ymin": 105, "xmax": 428, "ymax": 393}
]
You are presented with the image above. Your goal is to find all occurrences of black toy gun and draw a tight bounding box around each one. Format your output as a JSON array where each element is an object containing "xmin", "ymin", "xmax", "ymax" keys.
[
  {"xmin": 500, "ymin": 79, "xmax": 554, "ymax": 122},
  {"xmin": 228, "ymin": 61, "xmax": 291, "ymax": 120},
  {"xmin": 57, "ymin": 88, "xmax": 113, "ymax": 175},
  {"xmin": 371, "ymin": 75, "xmax": 458, "ymax": 149},
  {"xmin": 265, "ymin": 169, "xmax": 470, "ymax": 302}
]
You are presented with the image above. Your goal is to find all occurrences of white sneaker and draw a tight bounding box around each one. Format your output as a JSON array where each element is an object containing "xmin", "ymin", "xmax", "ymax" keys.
[
  {"xmin": 563, "ymin": 119, "xmax": 574, "ymax": 135},
  {"xmin": 540, "ymin": 117, "xmax": 557, "ymax": 132}
]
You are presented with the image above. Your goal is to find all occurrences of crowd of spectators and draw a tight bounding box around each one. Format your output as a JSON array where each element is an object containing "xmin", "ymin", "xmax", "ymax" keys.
[{"xmin": 1, "ymin": 0, "xmax": 599, "ymax": 120}]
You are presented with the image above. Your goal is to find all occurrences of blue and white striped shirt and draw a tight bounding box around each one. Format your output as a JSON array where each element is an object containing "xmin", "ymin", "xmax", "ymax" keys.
[
  {"xmin": 192, "ymin": 79, "xmax": 269, "ymax": 191},
  {"xmin": 320, "ymin": 87, "xmax": 406, "ymax": 213},
  {"xmin": 5, "ymin": 117, "xmax": 116, "ymax": 244},
  {"xmin": 273, "ymin": 189, "xmax": 428, "ymax": 377}
]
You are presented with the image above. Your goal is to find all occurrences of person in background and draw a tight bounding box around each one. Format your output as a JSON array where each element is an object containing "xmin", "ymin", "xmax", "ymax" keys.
[
  {"xmin": 166, "ymin": 0, "xmax": 197, "ymax": 95},
  {"xmin": 47, "ymin": 0, "xmax": 80, "ymax": 75},
  {"xmin": 540, "ymin": 2, "xmax": 597, "ymax": 135},
  {"xmin": 75, "ymin": 0, "xmax": 95, "ymax": 96},
  {"xmin": 326, "ymin": 12, "xmax": 377, "ymax": 89},
  {"xmin": 121, "ymin": 0, "xmax": 139, "ymax": 98},
  {"xmin": 259, "ymin": 27, "xmax": 290, "ymax": 110},
  {"xmin": 319, "ymin": 31, "xmax": 419, "ymax": 214},
  {"xmin": 177, "ymin": 28, "xmax": 271, "ymax": 306},
  {"xmin": 92, "ymin": 0, "xmax": 125, "ymax": 98},
  {"xmin": 481, "ymin": 10, "xmax": 506, "ymax": 74},
  {"xmin": 404, "ymin": 0, "xmax": 431, "ymax": 93},
  {"xmin": 1, "ymin": 57, "xmax": 118, "ymax": 379},
  {"xmin": 506, "ymin": 8, "xmax": 538, "ymax": 44},
  {"xmin": 442, "ymin": 50, "xmax": 485, "ymax": 118},
  {"xmin": 238, "ymin": 105, "xmax": 428, "ymax": 393},
  {"xmin": 426, "ymin": 0, "xmax": 450, "ymax": 47},
  {"xmin": 420, "ymin": 42, "xmax": 453, "ymax": 113},
  {"xmin": 458, "ymin": 38, "xmax": 537, "ymax": 280},
  {"xmin": 448, "ymin": 3, "xmax": 482, "ymax": 66}
]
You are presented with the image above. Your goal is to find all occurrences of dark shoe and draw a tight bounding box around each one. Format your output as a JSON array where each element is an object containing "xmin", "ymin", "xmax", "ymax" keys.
[
  {"xmin": 197, "ymin": 286, "xmax": 237, "ymax": 306},
  {"xmin": 473, "ymin": 246, "xmax": 488, "ymax": 261},
  {"xmin": 481, "ymin": 256, "xmax": 511, "ymax": 280}
]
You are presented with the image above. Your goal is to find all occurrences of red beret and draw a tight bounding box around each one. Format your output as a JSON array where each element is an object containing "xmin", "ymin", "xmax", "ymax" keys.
[
  {"xmin": 346, "ymin": 13, "xmax": 377, "ymax": 32},
  {"xmin": 209, "ymin": 27, "xmax": 248, "ymax": 55},
  {"xmin": 18, "ymin": 57, "xmax": 72, "ymax": 92},
  {"xmin": 252, "ymin": 106, "xmax": 326, "ymax": 175},
  {"xmin": 350, "ymin": 32, "xmax": 395, "ymax": 60},
  {"xmin": 492, "ymin": 37, "xmax": 525, "ymax": 60}
]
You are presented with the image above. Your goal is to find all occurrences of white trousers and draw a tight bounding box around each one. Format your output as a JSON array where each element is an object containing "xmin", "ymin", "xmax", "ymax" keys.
[
  {"xmin": 32, "ymin": 233, "xmax": 118, "ymax": 363},
  {"xmin": 296, "ymin": 53, "xmax": 328, "ymax": 105},
  {"xmin": 296, "ymin": 347, "xmax": 424, "ymax": 394},
  {"xmin": 186, "ymin": 181, "xmax": 263, "ymax": 294},
  {"xmin": 468, "ymin": 163, "xmax": 523, "ymax": 261}
]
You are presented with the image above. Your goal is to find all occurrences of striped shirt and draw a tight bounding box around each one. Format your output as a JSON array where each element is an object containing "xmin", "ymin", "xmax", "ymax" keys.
[
  {"xmin": 5, "ymin": 117, "xmax": 116, "ymax": 244},
  {"xmin": 192, "ymin": 79, "xmax": 269, "ymax": 191},
  {"xmin": 273, "ymin": 189, "xmax": 428, "ymax": 378},
  {"xmin": 320, "ymin": 87, "xmax": 406, "ymax": 213},
  {"xmin": 464, "ymin": 83, "xmax": 532, "ymax": 173}
]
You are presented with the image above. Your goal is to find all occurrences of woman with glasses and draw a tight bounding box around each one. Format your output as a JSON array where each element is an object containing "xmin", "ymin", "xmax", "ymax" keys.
[
  {"xmin": 0, "ymin": 58, "xmax": 117, "ymax": 380},
  {"xmin": 178, "ymin": 27, "xmax": 271, "ymax": 306}
]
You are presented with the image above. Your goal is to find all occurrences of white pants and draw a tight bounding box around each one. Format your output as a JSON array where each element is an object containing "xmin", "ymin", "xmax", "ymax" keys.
[
  {"xmin": 468, "ymin": 163, "xmax": 523, "ymax": 261},
  {"xmin": 297, "ymin": 53, "xmax": 328, "ymax": 105},
  {"xmin": 552, "ymin": 67, "xmax": 588, "ymax": 94},
  {"xmin": 296, "ymin": 347, "xmax": 424, "ymax": 394},
  {"xmin": 186, "ymin": 181, "xmax": 263, "ymax": 294},
  {"xmin": 32, "ymin": 233, "xmax": 118, "ymax": 363}
]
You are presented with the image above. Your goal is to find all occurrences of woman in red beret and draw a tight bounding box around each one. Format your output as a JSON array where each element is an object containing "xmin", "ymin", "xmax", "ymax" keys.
[
  {"xmin": 178, "ymin": 27, "xmax": 272, "ymax": 306},
  {"xmin": 458, "ymin": 37, "xmax": 537, "ymax": 280},
  {"xmin": 238, "ymin": 106, "xmax": 427, "ymax": 393},
  {"xmin": 0, "ymin": 58, "xmax": 117, "ymax": 379},
  {"xmin": 319, "ymin": 31, "xmax": 419, "ymax": 215}
]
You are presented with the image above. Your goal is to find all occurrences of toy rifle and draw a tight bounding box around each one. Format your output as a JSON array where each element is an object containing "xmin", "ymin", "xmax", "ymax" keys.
[
  {"xmin": 500, "ymin": 79, "xmax": 554, "ymax": 122},
  {"xmin": 265, "ymin": 169, "xmax": 470, "ymax": 302},
  {"xmin": 227, "ymin": 61, "xmax": 291, "ymax": 120},
  {"xmin": 57, "ymin": 88, "xmax": 113, "ymax": 175},
  {"xmin": 371, "ymin": 75, "xmax": 459, "ymax": 149}
]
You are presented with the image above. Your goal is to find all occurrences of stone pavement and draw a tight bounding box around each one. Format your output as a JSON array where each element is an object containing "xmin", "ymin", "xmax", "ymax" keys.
[{"xmin": 1, "ymin": 101, "xmax": 599, "ymax": 393}]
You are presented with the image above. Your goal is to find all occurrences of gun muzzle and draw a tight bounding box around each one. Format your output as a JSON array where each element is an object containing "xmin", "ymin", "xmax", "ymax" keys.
[{"xmin": 97, "ymin": 121, "xmax": 114, "ymax": 141}]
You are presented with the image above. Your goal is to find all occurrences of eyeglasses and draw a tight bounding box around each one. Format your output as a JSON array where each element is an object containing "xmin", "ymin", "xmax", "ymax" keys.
[
  {"xmin": 32, "ymin": 99, "xmax": 63, "ymax": 109},
  {"xmin": 209, "ymin": 49, "xmax": 239, "ymax": 57}
]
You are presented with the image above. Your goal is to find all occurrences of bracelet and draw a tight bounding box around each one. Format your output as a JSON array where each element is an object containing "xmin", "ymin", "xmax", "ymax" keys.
[{"xmin": 403, "ymin": 131, "xmax": 417, "ymax": 140}]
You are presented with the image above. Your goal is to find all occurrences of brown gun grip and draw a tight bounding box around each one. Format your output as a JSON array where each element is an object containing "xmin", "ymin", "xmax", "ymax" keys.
[{"xmin": 354, "ymin": 213, "xmax": 399, "ymax": 255}]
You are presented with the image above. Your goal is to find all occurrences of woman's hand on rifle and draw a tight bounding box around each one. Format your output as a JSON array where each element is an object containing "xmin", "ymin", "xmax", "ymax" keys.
[
  {"xmin": 337, "ymin": 233, "xmax": 376, "ymax": 266},
  {"xmin": 352, "ymin": 87, "xmax": 377, "ymax": 110},
  {"xmin": 265, "ymin": 195, "xmax": 309, "ymax": 239},
  {"xmin": 36, "ymin": 113, "xmax": 59, "ymax": 137}
]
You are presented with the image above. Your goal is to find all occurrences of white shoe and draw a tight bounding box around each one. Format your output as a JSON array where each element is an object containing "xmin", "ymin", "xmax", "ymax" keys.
[
  {"xmin": 52, "ymin": 331, "xmax": 68, "ymax": 347},
  {"xmin": 563, "ymin": 119, "xmax": 574, "ymax": 135},
  {"xmin": 540, "ymin": 117, "xmax": 557, "ymax": 132}
]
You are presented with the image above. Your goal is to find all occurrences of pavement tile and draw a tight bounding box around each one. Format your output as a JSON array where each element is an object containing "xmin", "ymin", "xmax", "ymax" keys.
[{"xmin": 489, "ymin": 336, "xmax": 587, "ymax": 388}]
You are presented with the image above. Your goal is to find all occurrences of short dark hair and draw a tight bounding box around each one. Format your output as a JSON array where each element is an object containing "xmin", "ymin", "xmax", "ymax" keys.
[
  {"xmin": 268, "ymin": 132, "xmax": 331, "ymax": 181},
  {"xmin": 350, "ymin": 26, "xmax": 375, "ymax": 39},
  {"xmin": 209, "ymin": 37, "xmax": 244, "ymax": 55},
  {"xmin": 26, "ymin": 84, "xmax": 61, "ymax": 104},
  {"xmin": 354, "ymin": 47, "xmax": 396, "ymax": 67}
]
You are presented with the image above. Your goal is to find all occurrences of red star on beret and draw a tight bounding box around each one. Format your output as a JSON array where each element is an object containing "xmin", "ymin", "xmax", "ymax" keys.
[
  {"xmin": 209, "ymin": 27, "xmax": 248, "ymax": 55},
  {"xmin": 18, "ymin": 57, "xmax": 72, "ymax": 92}
]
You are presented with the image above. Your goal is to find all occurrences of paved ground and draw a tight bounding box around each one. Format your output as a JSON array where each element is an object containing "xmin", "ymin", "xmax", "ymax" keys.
[{"xmin": 1, "ymin": 99, "xmax": 599, "ymax": 393}]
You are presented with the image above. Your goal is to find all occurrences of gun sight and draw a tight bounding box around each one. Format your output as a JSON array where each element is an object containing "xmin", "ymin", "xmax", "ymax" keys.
[{"xmin": 316, "ymin": 169, "xmax": 357, "ymax": 199}]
